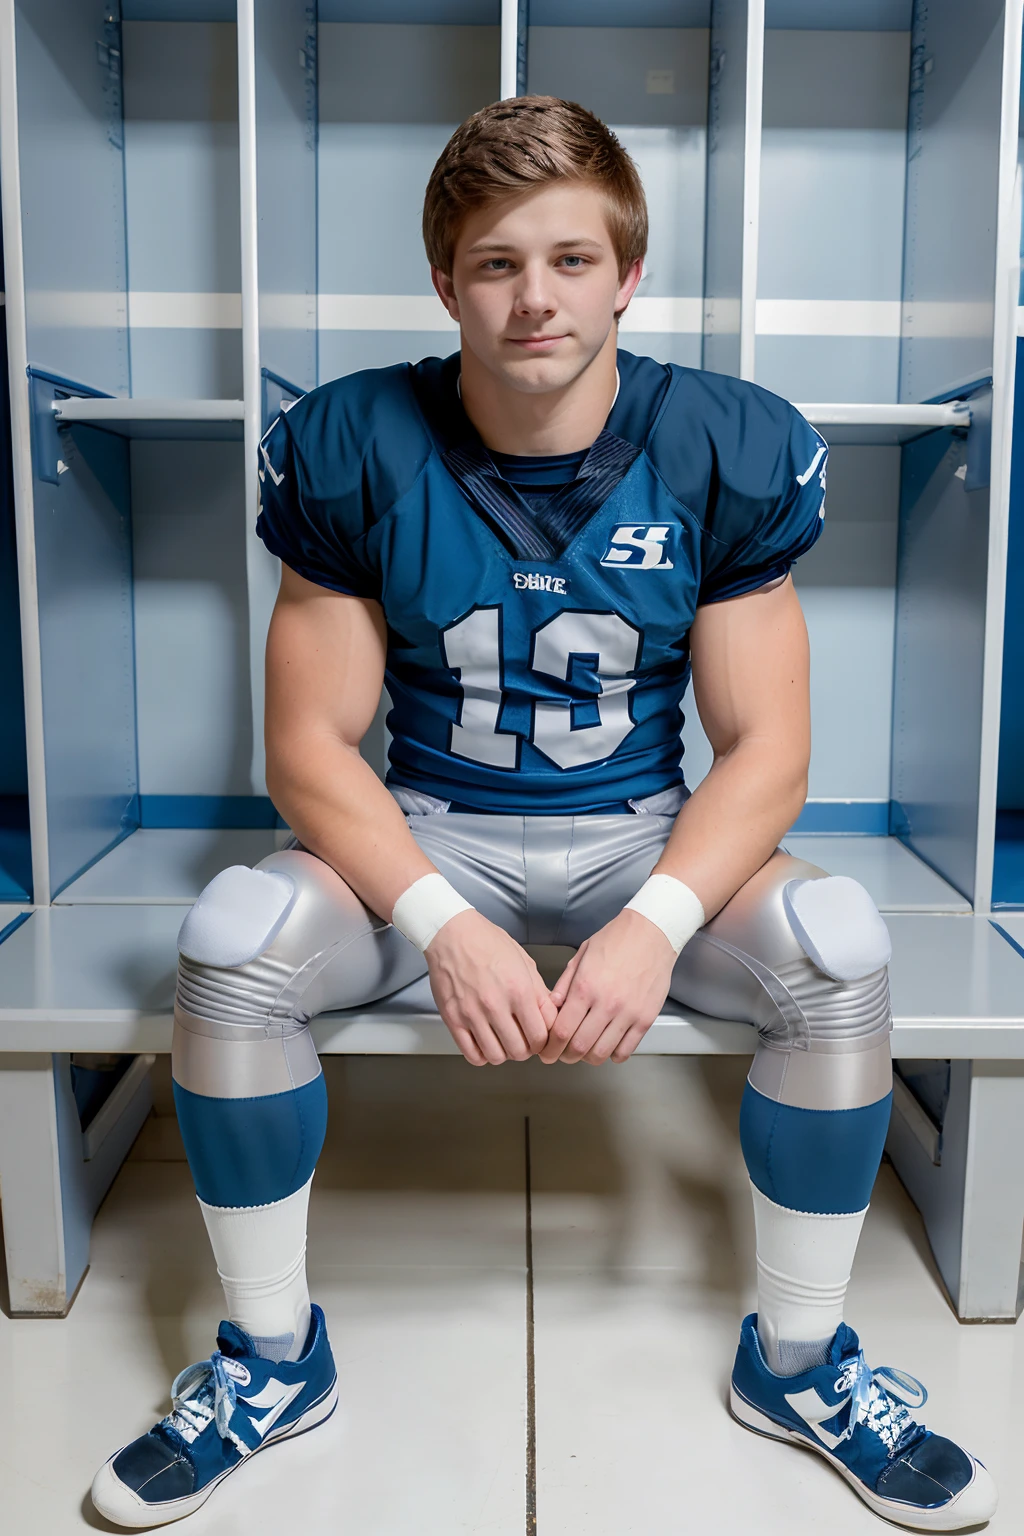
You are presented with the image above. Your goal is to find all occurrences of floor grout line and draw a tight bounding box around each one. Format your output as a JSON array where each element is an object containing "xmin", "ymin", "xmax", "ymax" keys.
[{"xmin": 525, "ymin": 1115, "xmax": 537, "ymax": 1534}]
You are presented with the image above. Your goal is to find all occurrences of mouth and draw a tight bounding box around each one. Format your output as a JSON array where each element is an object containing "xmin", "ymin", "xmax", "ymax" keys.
[{"xmin": 507, "ymin": 334, "xmax": 568, "ymax": 351}]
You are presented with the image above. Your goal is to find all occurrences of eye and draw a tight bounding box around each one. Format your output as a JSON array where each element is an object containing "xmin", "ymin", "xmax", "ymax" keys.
[
  {"xmin": 484, "ymin": 258, "xmax": 512, "ymax": 271},
  {"xmin": 559, "ymin": 255, "xmax": 587, "ymax": 269}
]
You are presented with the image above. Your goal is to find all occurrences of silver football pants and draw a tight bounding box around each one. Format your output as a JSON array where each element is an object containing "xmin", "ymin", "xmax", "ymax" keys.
[{"xmin": 172, "ymin": 805, "xmax": 893, "ymax": 1119}]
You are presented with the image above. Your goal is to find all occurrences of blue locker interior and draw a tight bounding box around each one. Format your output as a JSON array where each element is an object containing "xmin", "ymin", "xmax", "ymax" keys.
[
  {"xmin": 991, "ymin": 57, "xmax": 1024, "ymax": 908},
  {"xmin": 0, "ymin": 220, "xmax": 31, "ymax": 903},
  {"xmin": 994, "ymin": 349, "xmax": 1024, "ymax": 906}
]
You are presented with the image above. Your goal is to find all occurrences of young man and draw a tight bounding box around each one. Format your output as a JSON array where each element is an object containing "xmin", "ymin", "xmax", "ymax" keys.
[{"xmin": 93, "ymin": 98, "xmax": 995, "ymax": 1529}]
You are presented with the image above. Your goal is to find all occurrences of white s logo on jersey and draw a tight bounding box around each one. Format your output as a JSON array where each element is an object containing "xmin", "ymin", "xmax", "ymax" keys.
[{"xmin": 599, "ymin": 524, "xmax": 674, "ymax": 570}]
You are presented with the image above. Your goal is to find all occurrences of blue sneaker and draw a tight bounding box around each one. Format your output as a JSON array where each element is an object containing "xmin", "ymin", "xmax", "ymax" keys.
[
  {"xmin": 730, "ymin": 1315, "xmax": 996, "ymax": 1530},
  {"xmin": 91, "ymin": 1305, "xmax": 338, "ymax": 1528}
]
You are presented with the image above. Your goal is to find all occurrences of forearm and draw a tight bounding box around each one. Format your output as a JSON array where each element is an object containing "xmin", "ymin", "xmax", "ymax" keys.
[
  {"xmin": 652, "ymin": 734, "xmax": 807, "ymax": 921},
  {"xmin": 266, "ymin": 732, "xmax": 435, "ymax": 921}
]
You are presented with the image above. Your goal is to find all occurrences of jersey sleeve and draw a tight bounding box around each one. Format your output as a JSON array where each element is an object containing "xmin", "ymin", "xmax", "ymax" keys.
[
  {"xmin": 698, "ymin": 399, "xmax": 827, "ymax": 605},
  {"xmin": 255, "ymin": 408, "xmax": 380, "ymax": 599}
]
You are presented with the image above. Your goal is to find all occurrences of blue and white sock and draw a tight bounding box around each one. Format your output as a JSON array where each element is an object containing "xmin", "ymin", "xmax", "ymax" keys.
[
  {"xmin": 740, "ymin": 1079, "xmax": 892, "ymax": 1376},
  {"xmin": 173, "ymin": 1067, "xmax": 328, "ymax": 1365}
]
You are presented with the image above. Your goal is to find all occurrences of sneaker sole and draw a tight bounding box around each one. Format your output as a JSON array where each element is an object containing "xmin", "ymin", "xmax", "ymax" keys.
[
  {"xmin": 729, "ymin": 1384, "xmax": 997, "ymax": 1532},
  {"xmin": 91, "ymin": 1376, "xmax": 340, "ymax": 1529}
]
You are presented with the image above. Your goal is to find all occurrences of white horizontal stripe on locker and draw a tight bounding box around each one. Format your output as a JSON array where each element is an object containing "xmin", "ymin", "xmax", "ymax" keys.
[
  {"xmin": 757, "ymin": 300, "xmax": 901, "ymax": 337},
  {"xmin": 129, "ymin": 292, "xmax": 242, "ymax": 328},
  {"xmin": 756, "ymin": 300, "xmax": 996, "ymax": 339}
]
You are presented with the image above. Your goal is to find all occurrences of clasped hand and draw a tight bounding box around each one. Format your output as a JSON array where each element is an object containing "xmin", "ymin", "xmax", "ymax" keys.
[{"xmin": 425, "ymin": 907, "xmax": 677, "ymax": 1067}]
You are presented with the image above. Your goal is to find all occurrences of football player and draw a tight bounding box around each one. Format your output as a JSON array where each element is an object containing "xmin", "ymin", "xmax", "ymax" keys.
[{"xmin": 93, "ymin": 97, "xmax": 996, "ymax": 1529}]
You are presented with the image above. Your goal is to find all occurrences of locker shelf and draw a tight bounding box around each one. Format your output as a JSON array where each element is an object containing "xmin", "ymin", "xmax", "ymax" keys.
[
  {"xmin": 781, "ymin": 835, "xmax": 970, "ymax": 913},
  {"xmin": 54, "ymin": 828, "xmax": 286, "ymax": 905},
  {"xmin": 52, "ymin": 396, "xmax": 244, "ymax": 441},
  {"xmin": 796, "ymin": 401, "xmax": 971, "ymax": 445},
  {"xmin": 0, "ymin": 904, "xmax": 1021, "ymax": 1057}
]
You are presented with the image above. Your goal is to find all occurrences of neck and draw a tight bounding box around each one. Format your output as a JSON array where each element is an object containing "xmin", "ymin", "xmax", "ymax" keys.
[{"xmin": 458, "ymin": 329, "xmax": 619, "ymax": 455}]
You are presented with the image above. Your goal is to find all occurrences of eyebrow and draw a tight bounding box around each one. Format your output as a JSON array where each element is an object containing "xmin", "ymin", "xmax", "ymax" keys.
[{"xmin": 464, "ymin": 236, "xmax": 605, "ymax": 254}]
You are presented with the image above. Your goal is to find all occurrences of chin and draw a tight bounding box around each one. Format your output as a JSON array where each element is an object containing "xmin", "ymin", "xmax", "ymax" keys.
[{"xmin": 499, "ymin": 353, "xmax": 585, "ymax": 395}]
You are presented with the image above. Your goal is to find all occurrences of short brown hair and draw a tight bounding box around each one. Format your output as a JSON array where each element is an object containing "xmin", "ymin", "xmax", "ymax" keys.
[{"xmin": 423, "ymin": 96, "xmax": 648, "ymax": 279}]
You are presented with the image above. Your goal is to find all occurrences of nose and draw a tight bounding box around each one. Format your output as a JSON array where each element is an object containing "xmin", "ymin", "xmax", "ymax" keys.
[{"xmin": 511, "ymin": 258, "xmax": 558, "ymax": 320}]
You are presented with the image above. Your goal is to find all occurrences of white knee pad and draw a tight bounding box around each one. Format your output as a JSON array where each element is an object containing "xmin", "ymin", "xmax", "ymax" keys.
[
  {"xmin": 783, "ymin": 876, "xmax": 891, "ymax": 983},
  {"xmin": 178, "ymin": 865, "xmax": 297, "ymax": 968}
]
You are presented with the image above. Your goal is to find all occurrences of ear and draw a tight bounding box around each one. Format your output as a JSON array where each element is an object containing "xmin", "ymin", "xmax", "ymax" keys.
[
  {"xmin": 613, "ymin": 257, "xmax": 645, "ymax": 317},
  {"xmin": 431, "ymin": 266, "xmax": 460, "ymax": 323}
]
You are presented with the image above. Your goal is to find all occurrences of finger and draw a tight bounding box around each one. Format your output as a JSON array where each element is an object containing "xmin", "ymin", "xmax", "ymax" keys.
[
  {"xmin": 449, "ymin": 1025, "xmax": 488, "ymax": 1067},
  {"xmin": 536, "ymin": 980, "xmax": 558, "ymax": 1032},
  {"xmin": 610, "ymin": 1022, "xmax": 650, "ymax": 1064},
  {"xmin": 515, "ymin": 986, "xmax": 553, "ymax": 1053},
  {"xmin": 560, "ymin": 1005, "xmax": 616, "ymax": 1065},
  {"xmin": 586, "ymin": 1016, "xmax": 648, "ymax": 1066},
  {"xmin": 487, "ymin": 1005, "xmax": 535, "ymax": 1063},
  {"xmin": 466, "ymin": 1014, "xmax": 510, "ymax": 1066},
  {"xmin": 538, "ymin": 984, "xmax": 591, "ymax": 1064},
  {"xmin": 550, "ymin": 943, "xmax": 586, "ymax": 1007}
]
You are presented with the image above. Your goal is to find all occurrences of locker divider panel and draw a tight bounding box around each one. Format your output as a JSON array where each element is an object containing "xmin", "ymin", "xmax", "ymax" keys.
[
  {"xmin": 892, "ymin": 430, "xmax": 988, "ymax": 904},
  {"xmin": 703, "ymin": 0, "xmax": 761, "ymax": 380},
  {"xmin": 32, "ymin": 417, "xmax": 138, "ymax": 898}
]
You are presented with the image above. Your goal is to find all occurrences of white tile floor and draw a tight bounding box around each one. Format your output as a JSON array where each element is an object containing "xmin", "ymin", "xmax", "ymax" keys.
[{"xmin": 2, "ymin": 1055, "xmax": 1023, "ymax": 1534}]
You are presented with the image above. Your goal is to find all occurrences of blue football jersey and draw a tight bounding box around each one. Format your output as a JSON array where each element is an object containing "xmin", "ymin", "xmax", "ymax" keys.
[{"xmin": 256, "ymin": 350, "xmax": 827, "ymax": 814}]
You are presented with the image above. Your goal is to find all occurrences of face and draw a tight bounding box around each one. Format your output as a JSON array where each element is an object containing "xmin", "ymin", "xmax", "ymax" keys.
[{"xmin": 432, "ymin": 180, "xmax": 643, "ymax": 395}]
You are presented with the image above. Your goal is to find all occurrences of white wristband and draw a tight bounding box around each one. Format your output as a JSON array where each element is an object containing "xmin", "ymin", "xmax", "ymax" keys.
[
  {"xmin": 624, "ymin": 874, "xmax": 705, "ymax": 956},
  {"xmin": 391, "ymin": 873, "xmax": 473, "ymax": 953}
]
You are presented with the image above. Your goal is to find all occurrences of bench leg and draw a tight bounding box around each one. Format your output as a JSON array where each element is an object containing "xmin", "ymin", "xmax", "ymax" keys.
[
  {"xmin": 887, "ymin": 1061, "xmax": 1024, "ymax": 1321},
  {"xmin": 0, "ymin": 1052, "xmax": 153, "ymax": 1316}
]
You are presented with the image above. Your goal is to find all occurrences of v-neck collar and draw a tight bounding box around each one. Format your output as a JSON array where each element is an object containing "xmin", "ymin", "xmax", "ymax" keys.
[{"xmin": 425, "ymin": 356, "xmax": 640, "ymax": 563}]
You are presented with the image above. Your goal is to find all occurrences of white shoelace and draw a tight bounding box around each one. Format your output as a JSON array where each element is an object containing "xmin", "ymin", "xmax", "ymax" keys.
[
  {"xmin": 165, "ymin": 1352, "xmax": 251, "ymax": 1457},
  {"xmin": 833, "ymin": 1351, "xmax": 928, "ymax": 1455}
]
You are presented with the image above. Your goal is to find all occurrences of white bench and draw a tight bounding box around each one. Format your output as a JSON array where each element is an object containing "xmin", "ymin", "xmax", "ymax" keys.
[{"xmin": 2, "ymin": 832, "xmax": 1024, "ymax": 1324}]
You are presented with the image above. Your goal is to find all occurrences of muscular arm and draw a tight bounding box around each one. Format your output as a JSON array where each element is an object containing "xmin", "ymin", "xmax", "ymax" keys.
[
  {"xmin": 265, "ymin": 564, "xmax": 434, "ymax": 918},
  {"xmin": 542, "ymin": 575, "xmax": 810, "ymax": 1065},
  {"xmin": 654, "ymin": 572, "xmax": 810, "ymax": 917},
  {"xmin": 265, "ymin": 564, "xmax": 554, "ymax": 1065}
]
